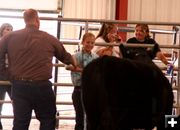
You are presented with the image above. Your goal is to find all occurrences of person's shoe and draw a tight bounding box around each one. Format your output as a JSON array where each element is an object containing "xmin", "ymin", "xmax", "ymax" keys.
[{"xmin": 0, "ymin": 121, "xmax": 3, "ymax": 130}]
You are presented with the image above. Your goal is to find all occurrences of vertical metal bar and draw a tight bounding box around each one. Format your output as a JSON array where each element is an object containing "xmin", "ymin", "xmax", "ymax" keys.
[
  {"xmin": 177, "ymin": 31, "xmax": 180, "ymax": 115},
  {"xmin": 54, "ymin": 15, "xmax": 62, "ymax": 99},
  {"xmin": 172, "ymin": 26, "xmax": 178, "ymax": 45},
  {"xmin": 84, "ymin": 21, "xmax": 89, "ymax": 33},
  {"xmin": 79, "ymin": 26, "xmax": 83, "ymax": 40},
  {"xmin": 152, "ymin": 32, "xmax": 156, "ymax": 39},
  {"xmin": 54, "ymin": 14, "xmax": 62, "ymax": 129}
]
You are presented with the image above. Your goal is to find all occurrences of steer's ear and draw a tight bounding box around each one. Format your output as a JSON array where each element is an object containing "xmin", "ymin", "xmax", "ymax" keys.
[{"xmin": 119, "ymin": 44, "xmax": 128, "ymax": 58}]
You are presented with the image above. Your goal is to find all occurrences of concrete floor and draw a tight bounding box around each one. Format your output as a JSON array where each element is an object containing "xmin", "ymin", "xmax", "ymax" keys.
[
  {"xmin": 1, "ymin": 86, "xmax": 76, "ymax": 130},
  {"xmin": 1, "ymin": 119, "xmax": 75, "ymax": 130}
]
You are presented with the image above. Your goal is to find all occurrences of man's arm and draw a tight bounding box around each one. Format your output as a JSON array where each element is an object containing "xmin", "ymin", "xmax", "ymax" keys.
[
  {"xmin": 0, "ymin": 37, "xmax": 8, "ymax": 77},
  {"xmin": 65, "ymin": 55, "xmax": 82, "ymax": 72},
  {"xmin": 50, "ymin": 36, "xmax": 75, "ymax": 66}
]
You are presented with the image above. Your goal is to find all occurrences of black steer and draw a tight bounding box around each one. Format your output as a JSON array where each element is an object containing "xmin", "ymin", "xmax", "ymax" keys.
[{"xmin": 81, "ymin": 55, "xmax": 173, "ymax": 130}]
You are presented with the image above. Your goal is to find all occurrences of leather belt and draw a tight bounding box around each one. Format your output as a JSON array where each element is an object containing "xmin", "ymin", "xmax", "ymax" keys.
[{"xmin": 13, "ymin": 77, "xmax": 36, "ymax": 82}]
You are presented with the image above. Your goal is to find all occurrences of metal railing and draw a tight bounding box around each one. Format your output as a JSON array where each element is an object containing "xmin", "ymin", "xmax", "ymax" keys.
[{"xmin": 0, "ymin": 15, "xmax": 179, "ymax": 124}]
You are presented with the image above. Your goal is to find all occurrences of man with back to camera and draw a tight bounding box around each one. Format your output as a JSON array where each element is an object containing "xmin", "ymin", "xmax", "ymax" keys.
[{"xmin": 0, "ymin": 8, "xmax": 75, "ymax": 130}]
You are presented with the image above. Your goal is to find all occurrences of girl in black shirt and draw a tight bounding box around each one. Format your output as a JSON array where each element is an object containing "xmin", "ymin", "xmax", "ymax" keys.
[{"xmin": 126, "ymin": 24, "xmax": 170, "ymax": 65}]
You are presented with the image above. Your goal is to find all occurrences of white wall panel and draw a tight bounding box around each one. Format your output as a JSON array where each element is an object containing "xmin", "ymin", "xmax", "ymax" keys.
[
  {"xmin": 0, "ymin": 0, "xmax": 59, "ymax": 10},
  {"xmin": 61, "ymin": 0, "xmax": 116, "ymax": 54},
  {"xmin": 61, "ymin": 0, "xmax": 116, "ymax": 43},
  {"xmin": 63, "ymin": 0, "xmax": 116, "ymax": 19},
  {"xmin": 127, "ymin": 0, "xmax": 180, "ymax": 46}
]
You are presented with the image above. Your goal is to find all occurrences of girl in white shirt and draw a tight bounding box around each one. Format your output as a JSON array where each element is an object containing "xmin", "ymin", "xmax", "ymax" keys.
[{"xmin": 93, "ymin": 23, "xmax": 122, "ymax": 57}]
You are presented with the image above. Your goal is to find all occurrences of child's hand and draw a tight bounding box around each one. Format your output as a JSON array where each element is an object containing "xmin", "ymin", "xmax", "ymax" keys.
[
  {"xmin": 65, "ymin": 64, "xmax": 83, "ymax": 72},
  {"xmin": 74, "ymin": 66, "xmax": 83, "ymax": 72},
  {"xmin": 65, "ymin": 64, "xmax": 75, "ymax": 70}
]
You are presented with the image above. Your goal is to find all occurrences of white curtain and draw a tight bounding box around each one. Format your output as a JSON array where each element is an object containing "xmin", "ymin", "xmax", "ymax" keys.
[{"xmin": 127, "ymin": 0, "xmax": 180, "ymax": 46}]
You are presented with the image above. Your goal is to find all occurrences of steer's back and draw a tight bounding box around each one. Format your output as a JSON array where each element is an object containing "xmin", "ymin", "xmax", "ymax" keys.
[{"xmin": 82, "ymin": 56, "xmax": 173, "ymax": 130}]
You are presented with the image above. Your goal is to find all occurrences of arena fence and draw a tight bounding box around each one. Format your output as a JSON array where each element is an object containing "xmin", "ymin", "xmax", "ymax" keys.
[{"xmin": 0, "ymin": 15, "xmax": 179, "ymax": 129}]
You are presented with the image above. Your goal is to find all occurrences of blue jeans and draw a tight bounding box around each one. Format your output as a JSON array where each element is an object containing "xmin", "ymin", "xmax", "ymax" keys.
[
  {"xmin": 11, "ymin": 80, "xmax": 56, "ymax": 130},
  {"xmin": 72, "ymin": 86, "xmax": 84, "ymax": 130},
  {"xmin": 0, "ymin": 84, "xmax": 11, "ymax": 129}
]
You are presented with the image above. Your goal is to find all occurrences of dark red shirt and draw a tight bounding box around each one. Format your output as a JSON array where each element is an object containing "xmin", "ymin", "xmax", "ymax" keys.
[{"xmin": 0, "ymin": 25, "xmax": 73, "ymax": 80}]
